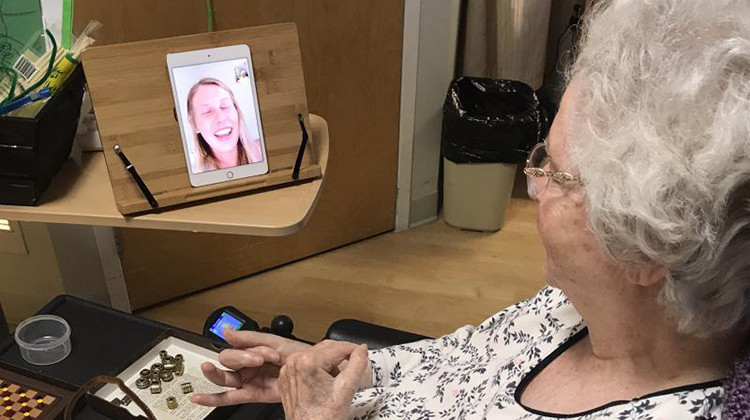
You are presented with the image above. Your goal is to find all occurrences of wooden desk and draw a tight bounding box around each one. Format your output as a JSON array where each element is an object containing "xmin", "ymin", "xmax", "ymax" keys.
[
  {"xmin": 0, "ymin": 114, "xmax": 329, "ymax": 237},
  {"xmin": 0, "ymin": 115, "xmax": 329, "ymax": 315}
]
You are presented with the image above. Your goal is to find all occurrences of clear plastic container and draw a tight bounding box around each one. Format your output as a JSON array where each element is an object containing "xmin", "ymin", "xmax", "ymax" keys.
[{"xmin": 14, "ymin": 315, "xmax": 71, "ymax": 366}]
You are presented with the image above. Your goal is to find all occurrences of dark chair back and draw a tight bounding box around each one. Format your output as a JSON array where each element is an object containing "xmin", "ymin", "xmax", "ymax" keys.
[{"xmin": 325, "ymin": 319, "xmax": 431, "ymax": 350}]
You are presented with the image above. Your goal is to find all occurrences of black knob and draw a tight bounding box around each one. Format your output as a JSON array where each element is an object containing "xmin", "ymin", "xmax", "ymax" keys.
[{"xmin": 270, "ymin": 315, "xmax": 294, "ymax": 338}]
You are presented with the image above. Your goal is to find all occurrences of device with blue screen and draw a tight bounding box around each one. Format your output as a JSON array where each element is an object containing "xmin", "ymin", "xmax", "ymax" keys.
[
  {"xmin": 210, "ymin": 311, "xmax": 245, "ymax": 339},
  {"xmin": 203, "ymin": 306, "xmax": 259, "ymax": 344}
]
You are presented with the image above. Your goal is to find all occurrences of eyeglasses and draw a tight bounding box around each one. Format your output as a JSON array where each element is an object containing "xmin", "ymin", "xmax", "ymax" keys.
[{"xmin": 523, "ymin": 141, "xmax": 580, "ymax": 198}]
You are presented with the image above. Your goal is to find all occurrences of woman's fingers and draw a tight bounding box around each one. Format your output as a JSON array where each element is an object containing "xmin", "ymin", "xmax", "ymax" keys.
[
  {"xmin": 218, "ymin": 347, "xmax": 280, "ymax": 370},
  {"xmin": 302, "ymin": 340, "xmax": 361, "ymax": 372},
  {"xmin": 313, "ymin": 339, "xmax": 359, "ymax": 353},
  {"xmin": 223, "ymin": 328, "xmax": 311, "ymax": 361},
  {"xmin": 200, "ymin": 361, "xmax": 243, "ymax": 388},
  {"xmin": 223, "ymin": 328, "xmax": 281, "ymax": 349},
  {"xmin": 278, "ymin": 345, "xmax": 357, "ymax": 420},
  {"xmin": 190, "ymin": 387, "xmax": 272, "ymax": 407},
  {"xmin": 335, "ymin": 344, "xmax": 369, "ymax": 392},
  {"xmin": 340, "ymin": 344, "xmax": 369, "ymax": 375}
]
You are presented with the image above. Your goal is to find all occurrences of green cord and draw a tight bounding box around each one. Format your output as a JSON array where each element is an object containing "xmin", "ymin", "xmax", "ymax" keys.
[
  {"xmin": 61, "ymin": 0, "xmax": 73, "ymax": 49},
  {"xmin": 205, "ymin": 0, "xmax": 214, "ymax": 32},
  {"xmin": 11, "ymin": 29, "xmax": 57, "ymax": 103}
]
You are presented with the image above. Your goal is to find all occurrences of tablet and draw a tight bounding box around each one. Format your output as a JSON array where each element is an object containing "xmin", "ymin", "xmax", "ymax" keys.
[{"xmin": 167, "ymin": 45, "xmax": 268, "ymax": 187}]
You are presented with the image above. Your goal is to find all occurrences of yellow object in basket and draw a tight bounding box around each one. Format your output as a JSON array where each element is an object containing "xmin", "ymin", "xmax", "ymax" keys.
[
  {"xmin": 42, "ymin": 54, "xmax": 79, "ymax": 94},
  {"xmin": 7, "ymin": 54, "xmax": 79, "ymax": 118}
]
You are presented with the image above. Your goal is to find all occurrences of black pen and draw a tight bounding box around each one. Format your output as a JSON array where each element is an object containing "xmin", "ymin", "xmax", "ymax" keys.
[{"xmin": 113, "ymin": 145, "xmax": 159, "ymax": 209}]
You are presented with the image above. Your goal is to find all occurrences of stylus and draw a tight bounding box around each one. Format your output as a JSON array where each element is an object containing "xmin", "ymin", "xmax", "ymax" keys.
[{"xmin": 114, "ymin": 145, "xmax": 159, "ymax": 209}]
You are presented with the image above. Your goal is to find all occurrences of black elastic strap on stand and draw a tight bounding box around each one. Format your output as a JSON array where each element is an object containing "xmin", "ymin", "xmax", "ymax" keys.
[{"xmin": 292, "ymin": 114, "xmax": 308, "ymax": 180}]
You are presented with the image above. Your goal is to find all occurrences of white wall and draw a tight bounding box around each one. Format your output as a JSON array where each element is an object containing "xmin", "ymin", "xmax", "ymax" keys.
[{"xmin": 396, "ymin": 0, "xmax": 461, "ymax": 230}]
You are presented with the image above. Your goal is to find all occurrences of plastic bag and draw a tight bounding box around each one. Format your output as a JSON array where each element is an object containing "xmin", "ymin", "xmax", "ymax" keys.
[{"xmin": 442, "ymin": 77, "xmax": 547, "ymax": 164}]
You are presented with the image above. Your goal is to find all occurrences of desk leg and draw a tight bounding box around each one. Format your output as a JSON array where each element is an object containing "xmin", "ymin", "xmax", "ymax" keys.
[
  {"xmin": 93, "ymin": 226, "xmax": 131, "ymax": 312},
  {"xmin": 47, "ymin": 224, "xmax": 132, "ymax": 313}
]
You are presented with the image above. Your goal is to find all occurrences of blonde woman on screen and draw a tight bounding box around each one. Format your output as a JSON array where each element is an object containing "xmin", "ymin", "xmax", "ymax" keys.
[{"xmin": 187, "ymin": 77, "xmax": 263, "ymax": 172}]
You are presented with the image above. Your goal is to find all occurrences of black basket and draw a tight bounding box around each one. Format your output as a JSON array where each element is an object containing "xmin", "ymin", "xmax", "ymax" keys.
[{"xmin": 0, "ymin": 65, "xmax": 86, "ymax": 205}]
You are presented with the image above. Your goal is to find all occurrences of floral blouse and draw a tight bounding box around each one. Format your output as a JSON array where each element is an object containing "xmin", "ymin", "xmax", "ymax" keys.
[{"xmin": 350, "ymin": 287, "xmax": 723, "ymax": 419}]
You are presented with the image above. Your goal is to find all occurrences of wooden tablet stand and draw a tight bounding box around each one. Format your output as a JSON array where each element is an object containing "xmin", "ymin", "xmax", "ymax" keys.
[{"xmin": 82, "ymin": 23, "xmax": 321, "ymax": 215}]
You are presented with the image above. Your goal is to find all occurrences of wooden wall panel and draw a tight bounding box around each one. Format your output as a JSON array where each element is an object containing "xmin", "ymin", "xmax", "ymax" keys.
[
  {"xmin": 211, "ymin": 0, "xmax": 294, "ymax": 28},
  {"xmin": 74, "ymin": 0, "xmax": 207, "ymax": 44},
  {"xmin": 75, "ymin": 1, "xmax": 404, "ymax": 308}
]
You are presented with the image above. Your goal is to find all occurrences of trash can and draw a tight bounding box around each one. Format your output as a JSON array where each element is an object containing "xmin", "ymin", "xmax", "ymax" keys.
[{"xmin": 442, "ymin": 77, "xmax": 545, "ymax": 231}]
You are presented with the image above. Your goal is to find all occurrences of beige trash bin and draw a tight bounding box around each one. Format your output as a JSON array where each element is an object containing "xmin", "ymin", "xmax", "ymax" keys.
[{"xmin": 443, "ymin": 158, "xmax": 517, "ymax": 232}]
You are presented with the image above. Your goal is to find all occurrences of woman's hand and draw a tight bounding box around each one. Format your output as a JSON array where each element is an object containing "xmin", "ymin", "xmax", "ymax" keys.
[
  {"xmin": 191, "ymin": 328, "xmax": 311, "ymax": 406},
  {"xmin": 278, "ymin": 340, "xmax": 371, "ymax": 420}
]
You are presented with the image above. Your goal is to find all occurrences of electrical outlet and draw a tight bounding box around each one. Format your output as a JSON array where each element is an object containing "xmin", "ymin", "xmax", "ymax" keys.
[{"xmin": 0, "ymin": 220, "xmax": 28, "ymax": 255}]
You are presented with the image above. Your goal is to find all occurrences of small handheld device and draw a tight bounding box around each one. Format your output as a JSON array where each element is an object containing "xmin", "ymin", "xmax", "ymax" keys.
[
  {"xmin": 203, "ymin": 306, "xmax": 259, "ymax": 343},
  {"xmin": 167, "ymin": 44, "xmax": 268, "ymax": 187}
]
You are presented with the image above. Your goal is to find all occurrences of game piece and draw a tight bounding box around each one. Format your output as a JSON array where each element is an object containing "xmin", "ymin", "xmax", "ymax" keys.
[
  {"xmin": 159, "ymin": 371, "xmax": 174, "ymax": 382},
  {"xmin": 135, "ymin": 378, "xmax": 149, "ymax": 389},
  {"xmin": 150, "ymin": 363, "xmax": 163, "ymax": 374},
  {"xmin": 149, "ymin": 383, "xmax": 162, "ymax": 395},
  {"xmin": 149, "ymin": 375, "xmax": 162, "ymax": 395},
  {"xmin": 174, "ymin": 356, "xmax": 185, "ymax": 376}
]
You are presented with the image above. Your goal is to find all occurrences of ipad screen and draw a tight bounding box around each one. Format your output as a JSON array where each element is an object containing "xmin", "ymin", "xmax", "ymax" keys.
[{"xmin": 170, "ymin": 58, "xmax": 264, "ymax": 174}]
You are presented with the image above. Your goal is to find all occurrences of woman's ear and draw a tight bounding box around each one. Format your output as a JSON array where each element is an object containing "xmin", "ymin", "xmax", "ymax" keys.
[{"xmin": 629, "ymin": 264, "xmax": 667, "ymax": 287}]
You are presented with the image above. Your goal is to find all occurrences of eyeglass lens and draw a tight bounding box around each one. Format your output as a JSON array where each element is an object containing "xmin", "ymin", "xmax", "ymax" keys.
[
  {"xmin": 529, "ymin": 143, "xmax": 550, "ymax": 170},
  {"xmin": 527, "ymin": 143, "xmax": 550, "ymax": 198}
]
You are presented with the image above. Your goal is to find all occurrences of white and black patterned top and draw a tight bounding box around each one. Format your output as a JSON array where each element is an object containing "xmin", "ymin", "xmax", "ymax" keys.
[{"xmin": 350, "ymin": 287, "xmax": 722, "ymax": 419}]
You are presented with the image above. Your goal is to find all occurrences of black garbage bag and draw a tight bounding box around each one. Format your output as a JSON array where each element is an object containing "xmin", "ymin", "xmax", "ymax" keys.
[{"xmin": 442, "ymin": 77, "xmax": 547, "ymax": 164}]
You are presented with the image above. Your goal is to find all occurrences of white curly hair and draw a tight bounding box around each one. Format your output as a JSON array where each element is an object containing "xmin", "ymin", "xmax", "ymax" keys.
[{"xmin": 567, "ymin": 0, "xmax": 750, "ymax": 336}]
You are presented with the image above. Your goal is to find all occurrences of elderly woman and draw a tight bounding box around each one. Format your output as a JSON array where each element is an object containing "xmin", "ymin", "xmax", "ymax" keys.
[{"xmin": 191, "ymin": 0, "xmax": 750, "ymax": 418}]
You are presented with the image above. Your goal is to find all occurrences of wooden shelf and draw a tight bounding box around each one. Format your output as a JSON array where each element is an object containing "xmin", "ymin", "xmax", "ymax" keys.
[{"xmin": 0, "ymin": 114, "xmax": 329, "ymax": 237}]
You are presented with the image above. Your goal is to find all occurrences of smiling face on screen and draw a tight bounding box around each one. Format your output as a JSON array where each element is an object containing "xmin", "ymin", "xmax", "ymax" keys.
[{"xmin": 188, "ymin": 83, "xmax": 240, "ymax": 155}]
